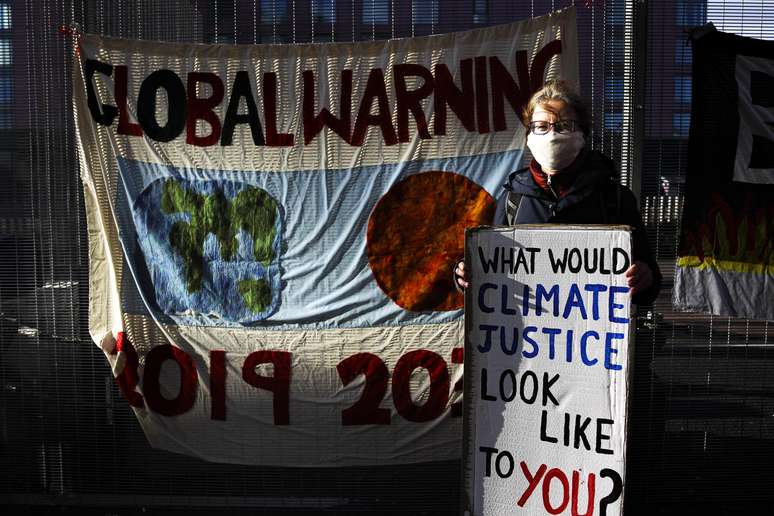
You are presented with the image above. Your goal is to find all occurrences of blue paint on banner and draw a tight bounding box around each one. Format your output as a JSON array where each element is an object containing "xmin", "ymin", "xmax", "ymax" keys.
[{"xmin": 115, "ymin": 149, "xmax": 522, "ymax": 328}]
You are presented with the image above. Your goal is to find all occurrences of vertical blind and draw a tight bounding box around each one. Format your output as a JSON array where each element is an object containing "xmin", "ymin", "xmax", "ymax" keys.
[{"xmin": 1, "ymin": 0, "xmax": 772, "ymax": 513}]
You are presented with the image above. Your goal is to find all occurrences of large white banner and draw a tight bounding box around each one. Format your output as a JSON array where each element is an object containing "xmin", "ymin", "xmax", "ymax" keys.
[
  {"xmin": 463, "ymin": 226, "xmax": 632, "ymax": 515},
  {"xmin": 73, "ymin": 8, "xmax": 578, "ymax": 466}
]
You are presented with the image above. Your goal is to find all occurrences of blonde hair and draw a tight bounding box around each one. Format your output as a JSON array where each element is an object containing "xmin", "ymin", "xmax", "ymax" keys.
[{"xmin": 521, "ymin": 80, "xmax": 590, "ymax": 136}]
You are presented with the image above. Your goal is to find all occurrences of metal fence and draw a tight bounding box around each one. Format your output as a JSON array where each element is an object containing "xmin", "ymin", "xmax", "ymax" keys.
[{"xmin": 2, "ymin": 0, "xmax": 773, "ymax": 514}]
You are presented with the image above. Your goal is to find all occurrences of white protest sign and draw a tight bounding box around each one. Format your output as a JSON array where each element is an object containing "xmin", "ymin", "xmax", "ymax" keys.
[{"xmin": 462, "ymin": 225, "xmax": 633, "ymax": 516}]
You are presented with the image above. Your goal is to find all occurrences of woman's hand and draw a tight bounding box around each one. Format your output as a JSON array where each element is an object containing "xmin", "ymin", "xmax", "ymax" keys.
[
  {"xmin": 454, "ymin": 260, "xmax": 469, "ymax": 291},
  {"xmin": 625, "ymin": 261, "xmax": 653, "ymax": 295}
]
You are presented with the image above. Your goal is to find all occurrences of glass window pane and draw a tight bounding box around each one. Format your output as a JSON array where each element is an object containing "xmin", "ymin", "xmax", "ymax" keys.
[
  {"xmin": 0, "ymin": 4, "xmax": 10, "ymax": 30},
  {"xmin": 607, "ymin": 38, "xmax": 624, "ymax": 63},
  {"xmin": 605, "ymin": 77, "xmax": 624, "ymax": 101},
  {"xmin": 0, "ymin": 40, "xmax": 9, "ymax": 65},
  {"xmin": 606, "ymin": 3, "xmax": 625, "ymax": 25},
  {"xmin": 413, "ymin": 0, "xmax": 438, "ymax": 25},
  {"xmin": 605, "ymin": 112, "xmax": 623, "ymax": 131},
  {"xmin": 674, "ymin": 77, "xmax": 692, "ymax": 103},
  {"xmin": 215, "ymin": 34, "xmax": 235, "ymax": 44},
  {"xmin": 676, "ymin": 0, "xmax": 706, "ymax": 27},
  {"xmin": 707, "ymin": 3, "xmax": 774, "ymax": 40},
  {"xmin": 313, "ymin": 0, "xmax": 336, "ymax": 23},
  {"xmin": 0, "ymin": 76, "xmax": 10, "ymax": 103},
  {"xmin": 675, "ymin": 44, "xmax": 692, "ymax": 66},
  {"xmin": 362, "ymin": 0, "xmax": 389, "ymax": 24},
  {"xmin": 260, "ymin": 0, "xmax": 288, "ymax": 23},
  {"xmin": 673, "ymin": 113, "xmax": 690, "ymax": 137},
  {"xmin": 473, "ymin": 0, "xmax": 488, "ymax": 25}
]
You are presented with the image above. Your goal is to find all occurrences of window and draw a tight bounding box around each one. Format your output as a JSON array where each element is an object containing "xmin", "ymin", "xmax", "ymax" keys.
[
  {"xmin": 260, "ymin": 0, "xmax": 288, "ymax": 23},
  {"xmin": 0, "ymin": 40, "xmax": 10, "ymax": 65},
  {"xmin": 0, "ymin": 76, "xmax": 9, "ymax": 103},
  {"xmin": 473, "ymin": 0, "xmax": 488, "ymax": 25},
  {"xmin": 362, "ymin": 0, "xmax": 389, "ymax": 24},
  {"xmin": 675, "ymin": 44, "xmax": 692, "ymax": 66},
  {"xmin": 673, "ymin": 113, "xmax": 690, "ymax": 137},
  {"xmin": 215, "ymin": 34, "xmax": 236, "ymax": 44},
  {"xmin": 606, "ymin": 3, "xmax": 625, "ymax": 26},
  {"xmin": 605, "ymin": 112, "xmax": 623, "ymax": 131},
  {"xmin": 605, "ymin": 77, "xmax": 624, "ymax": 101},
  {"xmin": 674, "ymin": 77, "xmax": 692, "ymax": 103},
  {"xmin": 676, "ymin": 0, "xmax": 706, "ymax": 27},
  {"xmin": 0, "ymin": 4, "xmax": 10, "ymax": 30},
  {"xmin": 707, "ymin": 2, "xmax": 774, "ymax": 41},
  {"xmin": 312, "ymin": 0, "xmax": 336, "ymax": 23},
  {"xmin": 606, "ymin": 38, "xmax": 624, "ymax": 64},
  {"xmin": 413, "ymin": 0, "xmax": 438, "ymax": 25}
]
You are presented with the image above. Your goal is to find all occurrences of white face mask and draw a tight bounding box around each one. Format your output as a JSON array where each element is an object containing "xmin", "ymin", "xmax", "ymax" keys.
[{"xmin": 526, "ymin": 130, "xmax": 585, "ymax": 172}]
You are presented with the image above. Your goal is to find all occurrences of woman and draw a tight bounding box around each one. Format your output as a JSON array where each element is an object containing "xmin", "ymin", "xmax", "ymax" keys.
[{"xmin": 455, "ymin": 80, "xmax": 661, "ymax": 305}]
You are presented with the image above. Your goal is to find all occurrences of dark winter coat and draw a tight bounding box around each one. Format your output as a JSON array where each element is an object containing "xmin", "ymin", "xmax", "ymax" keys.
[{"xmin": 493, "ymin": 149, "xmax": 662, "ymax": 306}]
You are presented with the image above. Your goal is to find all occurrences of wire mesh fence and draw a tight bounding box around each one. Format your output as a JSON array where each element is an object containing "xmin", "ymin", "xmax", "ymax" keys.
[{"xmin": 2, "ymin": 1, "xmax": 773, "ymax": 513}]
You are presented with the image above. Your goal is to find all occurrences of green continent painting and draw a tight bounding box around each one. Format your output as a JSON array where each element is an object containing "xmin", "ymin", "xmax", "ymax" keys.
[
  {"xmin": 134, "ymin": 178, "xmax": 281, "ymax": 320},
  {"xmin": 161, "ymin": 179, "xmax": 277, "ymax": 306}
]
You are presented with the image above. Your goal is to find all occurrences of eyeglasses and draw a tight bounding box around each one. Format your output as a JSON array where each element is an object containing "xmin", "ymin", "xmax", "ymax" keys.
[{"xmin": 528, "ymin": 120, "xmax": 579, "ymax": 135}]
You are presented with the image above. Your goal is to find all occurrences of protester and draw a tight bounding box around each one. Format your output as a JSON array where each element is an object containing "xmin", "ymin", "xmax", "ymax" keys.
[{"xmin": 454, "ymin": 80, "xmax": 661, "ymax": 305}]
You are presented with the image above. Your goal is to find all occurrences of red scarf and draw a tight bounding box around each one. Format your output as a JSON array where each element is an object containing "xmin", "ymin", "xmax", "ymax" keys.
[{"xmin": 529, "ymin": 152, "xmax": 584, "ymax": 198}]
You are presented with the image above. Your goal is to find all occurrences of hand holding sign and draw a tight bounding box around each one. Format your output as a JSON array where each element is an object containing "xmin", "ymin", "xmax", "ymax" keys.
[{"xmin": 625, "ymin": 260, "xmax": 654, "ymax": 295}]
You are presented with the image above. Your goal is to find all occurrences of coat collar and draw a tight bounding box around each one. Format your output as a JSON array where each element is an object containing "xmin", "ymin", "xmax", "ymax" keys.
[{"xmin": 504, "ymin": 149, "xmax": 618, "ymax": 200}]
